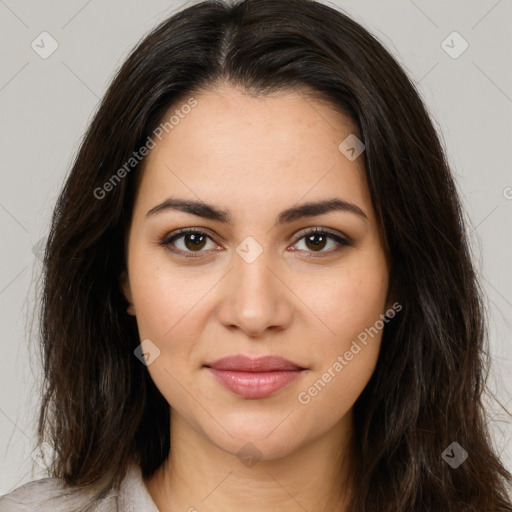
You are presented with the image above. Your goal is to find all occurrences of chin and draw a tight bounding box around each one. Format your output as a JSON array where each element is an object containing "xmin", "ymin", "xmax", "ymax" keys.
[
  {"xmin": 218, "ymin": 434, "xmax": 301, "ymax": 463},
  {"xmin": 200, "ymin": 414, "xmax": 308, "ymax": 462}
]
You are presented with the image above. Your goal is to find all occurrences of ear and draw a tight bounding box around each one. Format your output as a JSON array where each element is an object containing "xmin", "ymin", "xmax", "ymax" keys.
[{"xmin": 119, "ymin": 269, "xmax": 136, "ymax": 316}]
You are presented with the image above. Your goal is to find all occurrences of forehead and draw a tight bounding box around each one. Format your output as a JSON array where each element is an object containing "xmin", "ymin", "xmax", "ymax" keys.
[{"xmin": 133, "ymin": 85, "xmax": 370, "ymax": 220}]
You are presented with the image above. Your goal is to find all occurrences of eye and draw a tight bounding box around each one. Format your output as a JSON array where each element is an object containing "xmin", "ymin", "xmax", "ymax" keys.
[
  {"xmin": 290, "ymin": 227, "xmax": 351, "ymax": 257},
  {"xmin": 160, "ymin": 228, "xmax": 219, "ymax": 258}
]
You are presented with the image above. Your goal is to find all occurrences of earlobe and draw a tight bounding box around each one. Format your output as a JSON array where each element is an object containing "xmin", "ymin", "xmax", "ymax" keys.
[
  {"xmin": 119, "ymin": 270, "xmax": 136, "ymax": 316},
  {"xmin": 384, "ymin": 288, "xmax": 399, "ymax": 317},
  {"xmin": 384, "ymin": 295, "xmax": 401, "ymax": 319}
]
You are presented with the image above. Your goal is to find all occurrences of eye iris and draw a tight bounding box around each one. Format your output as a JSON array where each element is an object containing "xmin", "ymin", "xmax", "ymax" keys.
[
  {"xmin": 305, "ymin": 233, "xmax": 327, "ymax": 251},
  {"xmin": 184, "ymin": 233, "xmax": 207, "ymax": 251}
]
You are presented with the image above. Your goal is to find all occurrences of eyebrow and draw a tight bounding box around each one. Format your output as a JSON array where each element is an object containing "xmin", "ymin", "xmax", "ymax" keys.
[{"xmin": 146, "ymin": 197, "xmax": 368, "ymax": 224}]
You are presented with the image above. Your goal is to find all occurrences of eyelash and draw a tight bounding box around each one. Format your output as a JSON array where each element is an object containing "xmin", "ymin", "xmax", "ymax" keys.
[{"xmin": 159, "ymin": 227, "xmax": 351, "ymax": 259}]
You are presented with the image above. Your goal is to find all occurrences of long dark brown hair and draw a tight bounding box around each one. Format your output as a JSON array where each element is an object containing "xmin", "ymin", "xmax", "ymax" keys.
[{"xmin": 34, "ymin": 0, "xmax": 511, "ymax": 510}]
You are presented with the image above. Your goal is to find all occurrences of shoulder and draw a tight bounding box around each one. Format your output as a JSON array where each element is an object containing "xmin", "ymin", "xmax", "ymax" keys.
[
  {"xmin": 0, "ymin": 463, "xmax": 157, "ymax": 512},
  {"xmin": 0, "ymin": 475, "xmax": 117, "ymax": 512}
]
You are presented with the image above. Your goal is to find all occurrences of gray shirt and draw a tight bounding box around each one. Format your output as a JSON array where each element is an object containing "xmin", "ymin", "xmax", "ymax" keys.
[{"xmin": 0, "ymin": 463, "xmax": 160, "ymax": 511}]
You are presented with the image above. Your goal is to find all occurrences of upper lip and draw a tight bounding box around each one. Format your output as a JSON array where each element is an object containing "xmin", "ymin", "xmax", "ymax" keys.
[{"xmin": 204, "ymin": 355, "xmax": 305, "ymax": 372}]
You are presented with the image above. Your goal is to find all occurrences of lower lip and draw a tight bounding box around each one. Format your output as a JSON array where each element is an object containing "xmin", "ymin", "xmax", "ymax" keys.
[{"xmin": 206, "ymin": 368, "xmax": 304, "ymax": 399}]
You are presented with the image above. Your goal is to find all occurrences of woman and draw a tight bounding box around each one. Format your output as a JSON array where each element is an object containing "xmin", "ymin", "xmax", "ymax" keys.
[{"xmin": 1, "ymin": 0, "xmax": 510, "ymax": 510}]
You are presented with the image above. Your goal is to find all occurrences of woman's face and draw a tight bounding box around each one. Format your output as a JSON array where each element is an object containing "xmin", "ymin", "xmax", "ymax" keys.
[{"xmin": 121, "ymin": 84, "xmax": 390, "ymax": 460}]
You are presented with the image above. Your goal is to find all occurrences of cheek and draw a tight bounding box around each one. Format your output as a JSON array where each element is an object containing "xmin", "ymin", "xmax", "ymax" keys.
[
  {"xmin": 128, "ymin": 252, "xmax": 214, "ymax": 342},
  {"xmin": 300, "ymin": 253, "xmax": 388, "ymax": 346},
  {"xmin": 128, "ymin": 259, "xmax": 211, "ymax": 401},
  {"xmin": 295, "ymin": 259, "xmax": 387, "ymax": 421},
  {"xmin": 293, "ymin": 249, "xmax": 388, "ymax": 413}
]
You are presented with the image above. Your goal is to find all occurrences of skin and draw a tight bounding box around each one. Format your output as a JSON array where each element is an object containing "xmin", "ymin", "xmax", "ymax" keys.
[{"xmin": 121, "ymin": 84, "xmax": 390, "ymax": 512}]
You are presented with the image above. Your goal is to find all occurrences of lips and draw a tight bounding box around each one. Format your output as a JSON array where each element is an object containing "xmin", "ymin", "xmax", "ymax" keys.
[
  {"xmin": 204, "ymin": 355, "xmax": 306, "ymax": 399},
  {"xmin": 205, "ymin": 355, "xmax": 305, "ymax": 372}
]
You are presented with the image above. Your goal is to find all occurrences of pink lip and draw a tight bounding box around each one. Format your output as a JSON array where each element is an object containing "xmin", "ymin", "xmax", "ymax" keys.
[{"xmin": 204, "ymin": 355, "xmax": 306, "ymax": 399}]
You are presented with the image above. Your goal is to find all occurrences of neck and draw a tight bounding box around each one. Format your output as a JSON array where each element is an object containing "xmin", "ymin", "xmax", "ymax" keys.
[{"xmin": 145, "ymin": 409, "xmax": 355, "ymax": 512}]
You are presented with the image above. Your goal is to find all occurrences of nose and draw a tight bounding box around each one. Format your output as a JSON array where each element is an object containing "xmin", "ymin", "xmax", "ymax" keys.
[{"xmin": 215, "ymin": 246, "xmax": 294, "ymax": 338}]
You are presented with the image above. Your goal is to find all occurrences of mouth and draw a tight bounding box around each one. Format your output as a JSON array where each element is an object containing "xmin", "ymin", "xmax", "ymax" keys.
[{"xmin": 203, "ymin": 355, "xmax": 307, "ymax": 399}]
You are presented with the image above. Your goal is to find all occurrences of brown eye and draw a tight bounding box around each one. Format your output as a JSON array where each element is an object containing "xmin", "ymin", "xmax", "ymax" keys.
[
  {"xmin": 304, "ymin": 233, "xmax": 328, "ymax": 251},
  {"xmin": 291, "ymin": 229, "xmax": 351, "ymax": 256},
  {"xmin": 161, "ymin": 229, "xmax": 217, "ymax": 257},
  {"xmin": 181, "ymin": 232, "xmax": 208, "ymax": 251}
]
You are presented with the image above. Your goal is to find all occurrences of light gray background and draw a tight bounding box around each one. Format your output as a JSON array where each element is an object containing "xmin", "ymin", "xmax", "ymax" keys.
[{"xmin": 1, "ymin": 0, "xmax": 511, "ymax": 494}]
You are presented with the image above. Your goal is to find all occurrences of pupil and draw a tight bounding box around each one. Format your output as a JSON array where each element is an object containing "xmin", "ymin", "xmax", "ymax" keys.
[
  {"xmin": 185, "ymin": 233, "xmax": 206, "ymax": 250},
  {"xmin": 306, "ymin": 234, "xmax": 326, "ymax": 251}
]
